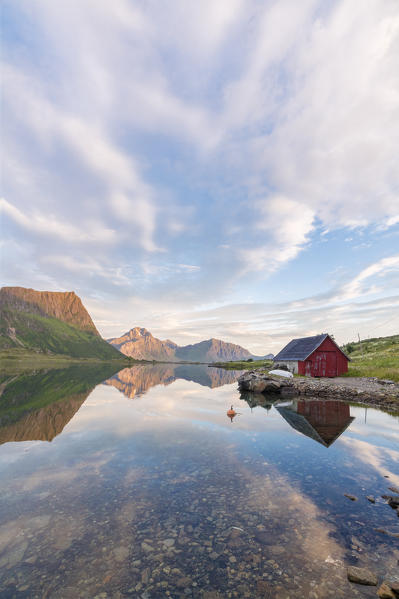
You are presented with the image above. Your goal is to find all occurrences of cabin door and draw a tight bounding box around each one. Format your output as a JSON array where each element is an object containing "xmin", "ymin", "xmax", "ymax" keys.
[
  {"xmin": 313, "ymin": 351, "xmax": 337, "ymax": 377},
  {"xmin": 325, "ymin": 352, "xmax": 337, "ymax": 377}
]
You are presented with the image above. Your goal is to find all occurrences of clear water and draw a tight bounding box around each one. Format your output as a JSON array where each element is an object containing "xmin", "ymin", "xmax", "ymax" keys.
[{"xmin": 0, "ymin": 364, "xmax": 398, "ymax": 598}]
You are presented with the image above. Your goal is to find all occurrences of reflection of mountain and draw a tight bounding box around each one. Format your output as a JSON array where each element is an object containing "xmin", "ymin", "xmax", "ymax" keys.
[
  {"xmin": 276, "ymin": 400, "xmax": 355, "ymax": 447},
  {"xmin": 0, "ymin": 394, "xmax": 87, "ymax": 443},
  {"xmin": 105, "ymin": 364, "xmax": 242, "ymax": 398},
  {"xmin": 0, "ymin": 363, "xmax": 121, "ymax": 444}
]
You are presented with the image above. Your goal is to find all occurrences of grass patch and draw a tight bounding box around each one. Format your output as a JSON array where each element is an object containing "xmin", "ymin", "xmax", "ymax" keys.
[
  {"xmin": 341, "ymin": 334, "xmax": 399, "ymax": 382},
  {"xmin": 0, "ymin": 308, "xmax": 127, "ymax": 360}
]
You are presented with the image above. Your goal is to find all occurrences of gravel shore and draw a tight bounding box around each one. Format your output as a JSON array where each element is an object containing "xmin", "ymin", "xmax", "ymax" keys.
[{"xmin": 238, "ymin": 372, "xmax": 399, "ymax": 413}]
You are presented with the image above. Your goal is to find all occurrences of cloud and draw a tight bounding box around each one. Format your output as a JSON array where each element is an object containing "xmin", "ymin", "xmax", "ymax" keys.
[
  {"xmin": 238, "ymin": 196, "xmax": 315, "ymax": 274},
  {"xmin": 2, "ymin": 62, "xmax": 162, "ymax": 253},
  {"xmin": 2, "ymin": 0, "xmax": 399, "ymax": 346},
  {"xmin": 0, "ymin": 198, "xmax": 116, "ymax": 243},
  {"xmin": 339, "ymin": 254, "xmax": 399, "ymax": 301}
]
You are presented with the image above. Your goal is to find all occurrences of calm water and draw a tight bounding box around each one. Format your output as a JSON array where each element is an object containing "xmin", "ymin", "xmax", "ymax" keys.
[{"xmin": 0, "ymin": 364, "xmax": 398, "ymax": 598}]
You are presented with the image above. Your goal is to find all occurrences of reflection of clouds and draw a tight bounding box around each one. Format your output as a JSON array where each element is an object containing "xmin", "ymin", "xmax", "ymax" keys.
[
  {"xmin": 348, "ymin": 406, "xmax": 399, "ymax": 445},
  {"xmin": 339, "ymin": 437, "xmax": 399, "ymax": 487},
  {"xmin": 240, "ymin": 462, "xmax": 345, "ymax": 565},
  {"xmin": 1, "ymin": 379, "xmax": 399, "ymax": 595},
  {"xmin": 62, "ymin": 381, "xmax": 286, "ymax": 440}
]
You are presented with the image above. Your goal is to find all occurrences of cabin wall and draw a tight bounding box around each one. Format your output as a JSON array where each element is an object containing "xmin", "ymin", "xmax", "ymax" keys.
[
  {"xmin": 299, "ymin": 337, "xmax": 348, "ymax": 377},
  {"xmin": 274, "ymin": 360, "xmax": 298, "ymax": 374}
]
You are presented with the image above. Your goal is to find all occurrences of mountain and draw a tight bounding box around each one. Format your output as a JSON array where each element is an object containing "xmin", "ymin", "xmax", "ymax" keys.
[
  {"xmin": 175, "ymin": 338, "xmax": 252, "ymax": 362},
  {"xmin": 108, "ymin": 327, "xmax": 256, "ymax": 363},
  {"xmin": 0, "ymin": 286, "xmax": 125, "ymax": 360},
  {"xmin": 0, "ymin": 286, "xmax": 99, "ymax": 334},
  {"xmin": 108, "ymin": 327, "xmax": 177, "ymax": 361}
]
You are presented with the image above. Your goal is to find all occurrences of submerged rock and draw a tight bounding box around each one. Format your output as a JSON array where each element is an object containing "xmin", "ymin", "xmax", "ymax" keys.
[
  {"xmin": 347, "ymin": 566, "xmax": 378, "ymax": 586},
  {"xmin": 378, "ymin": 582, "xmax": 396, "ymax": 598},
  {"xmin": 344, "ymin": 494, "xmax": 358, "ymax": 501}
]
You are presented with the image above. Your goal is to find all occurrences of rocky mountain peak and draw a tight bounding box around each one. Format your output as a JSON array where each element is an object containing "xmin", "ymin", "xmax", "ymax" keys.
[
  {"xmin": 128, "ymin": 327, "xmax": 152, "ymax": 338},
  {"xmin": 0, "ymin": 286, "xmax": 100, "ymax": 335}
]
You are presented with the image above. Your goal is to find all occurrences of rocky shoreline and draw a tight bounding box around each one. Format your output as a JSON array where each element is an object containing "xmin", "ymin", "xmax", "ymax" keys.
[{"xmin": 237, "ymin": 371, "xmax": 399, "ymax": 413}]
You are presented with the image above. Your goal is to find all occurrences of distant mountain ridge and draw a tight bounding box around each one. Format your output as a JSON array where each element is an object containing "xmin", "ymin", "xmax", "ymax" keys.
[
  {"xmin": 0, "ymin": 286, "xmax": 124, "ymax": 360},
  {"xmin": 108, "ymin": 327, "xmax": 259, "ymax": 363}
]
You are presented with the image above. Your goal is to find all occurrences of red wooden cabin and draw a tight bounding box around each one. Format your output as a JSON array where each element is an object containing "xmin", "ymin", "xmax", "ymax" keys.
[{"xmin": 273, "ymin": 333, "xmax": 350, "ymax": 377}]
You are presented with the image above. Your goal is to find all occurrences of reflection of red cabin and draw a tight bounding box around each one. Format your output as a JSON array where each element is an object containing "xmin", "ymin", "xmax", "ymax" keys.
[
  {"xmin": 276, "ymin": 400, "xmax": 354, "ymax": 446},
  {"xmin": 273, "ymin": 333, "xmax": 350, "ymax": 377}
]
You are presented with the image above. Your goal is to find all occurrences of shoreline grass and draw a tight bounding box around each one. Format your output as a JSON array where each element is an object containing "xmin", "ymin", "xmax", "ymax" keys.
[
  {"xmin": 210, "ymin": 359, "xmax": 273, "ymax": 370},
  {"xmin": 0, "ymin": 348, "xmax": 136, "ymax": 375}
]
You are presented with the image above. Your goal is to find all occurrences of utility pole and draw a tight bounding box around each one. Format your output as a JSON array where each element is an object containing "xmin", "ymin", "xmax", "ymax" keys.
[{"xmin": 358, "ymin": 333, "xmax": 364, "ymax": 356}]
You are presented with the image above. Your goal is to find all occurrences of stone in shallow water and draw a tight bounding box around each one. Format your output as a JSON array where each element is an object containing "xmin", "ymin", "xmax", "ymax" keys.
[
  {"xmin": 347, "ymin": 566, "xmax": 378, "ymax": 586},
  {"xmin": 176, "ymin": 576, "xmax": 192, "ymax": 588},
  {"xmin": 113, "ymin": 546, "xmax": 129, "ymax": 562},
  {"xmin": 377, "ymin": 582, "xmax": 396, "ymax": 598},
  {"xmin": 344, "ymin": 494, "xmax": 358, "ymax": 501}
]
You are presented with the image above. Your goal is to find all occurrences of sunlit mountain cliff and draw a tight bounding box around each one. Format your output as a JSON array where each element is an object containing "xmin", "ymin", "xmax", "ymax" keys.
[{"xmin": 108, "ymin": 327, "xmax": 255, "ymax": 363}]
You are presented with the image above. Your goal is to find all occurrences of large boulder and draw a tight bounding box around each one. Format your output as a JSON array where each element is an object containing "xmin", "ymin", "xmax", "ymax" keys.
[{"xmin": 237, "ymin": 372, "xmax": 289, "ymax": 394}]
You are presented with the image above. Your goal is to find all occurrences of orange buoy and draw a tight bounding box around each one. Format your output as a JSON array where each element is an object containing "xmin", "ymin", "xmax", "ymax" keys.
[{"xmin": 227, "ymin": 405, "xmax": 237, "ymax": 422}]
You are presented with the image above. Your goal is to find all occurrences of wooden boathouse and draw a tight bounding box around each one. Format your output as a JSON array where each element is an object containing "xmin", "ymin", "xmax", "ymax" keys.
[{"xmin": 273, "ymin": 333, "xmax": 350, "ymax": 377}]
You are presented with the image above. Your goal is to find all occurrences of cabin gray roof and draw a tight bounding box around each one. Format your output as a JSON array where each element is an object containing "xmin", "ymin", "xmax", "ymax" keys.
[{"xmin": 273, "ymin": 334, "xmax": 329, "ymax": 361}]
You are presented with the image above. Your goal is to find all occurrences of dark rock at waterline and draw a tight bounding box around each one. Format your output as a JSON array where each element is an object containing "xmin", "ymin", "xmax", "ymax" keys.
[
  {"xmin": 366, "ymin": 495, "xmax": 376, "ymax": 503},
  {"xmin": 388, "ymin": 486, "xmax": 399, "ymax": 495},
  {"xmin": 382, "ymin": 495, "xmax": 399, "ymax": 508},
  {"xmin": 347, "ymin": 566, "xmax": 378, "ymax": 586}
]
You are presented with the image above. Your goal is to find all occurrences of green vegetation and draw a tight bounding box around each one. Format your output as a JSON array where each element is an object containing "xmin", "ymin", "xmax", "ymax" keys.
[
  {"xmin": 0, "ymin": 363, "xmax": 122, "ymax": 426},
  {"xmin": 341, "ymin": 334, "xmax": 399, "ymax": 382},
  {"xmin": 1, "ymin": 307, "xmax": 126, "ymax": 360},
  {"xmin": 211, "ymin": 359, "xmax": 274, "ymax": 370}
]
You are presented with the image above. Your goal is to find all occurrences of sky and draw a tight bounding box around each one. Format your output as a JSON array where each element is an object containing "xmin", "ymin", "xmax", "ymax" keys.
[{"xmin": 1, "ymin": 0, "xmax": 399, "ymax": 354}]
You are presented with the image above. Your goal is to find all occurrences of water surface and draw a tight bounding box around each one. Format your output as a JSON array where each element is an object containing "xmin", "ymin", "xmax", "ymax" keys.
[{"xmin": 0, "ymin": 364, "xmax": 398, "ymax": 598}]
